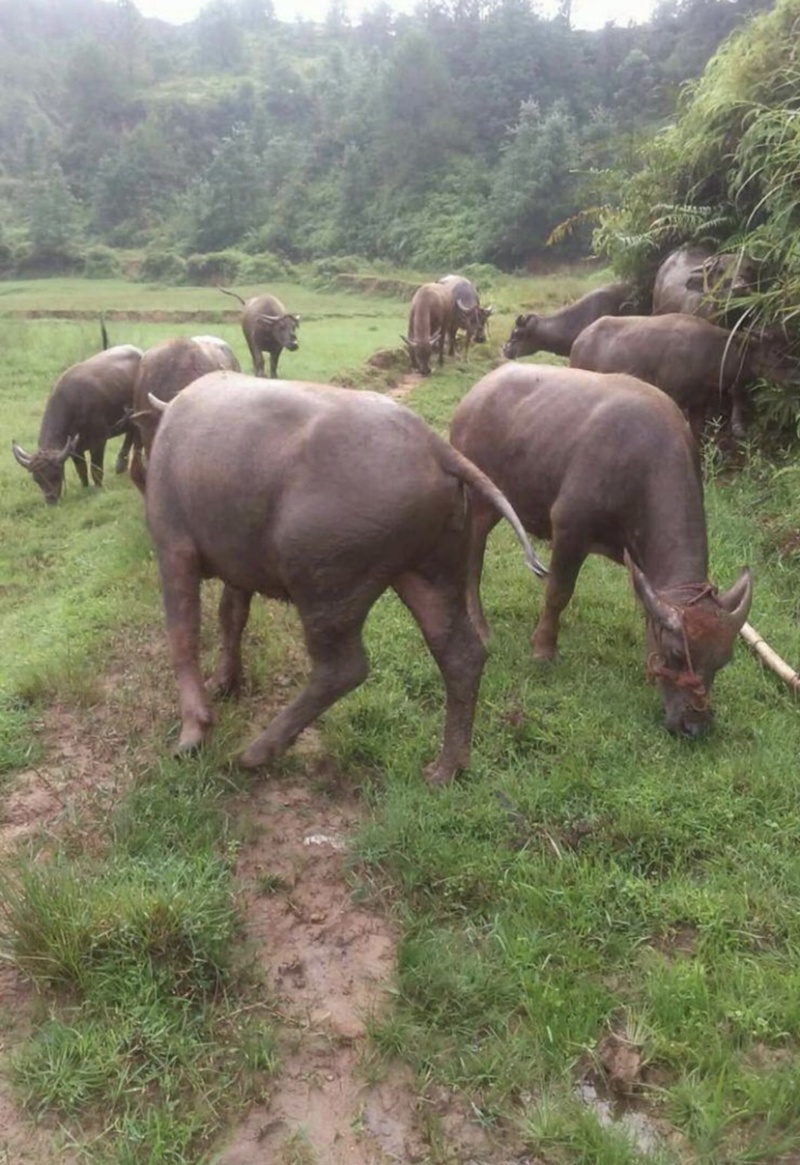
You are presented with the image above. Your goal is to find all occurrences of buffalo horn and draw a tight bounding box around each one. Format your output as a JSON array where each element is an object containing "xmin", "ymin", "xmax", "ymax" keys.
[
  {"xmin": 258, "ymin": 313, "xmax": 282, "ymax": 324},
  {"xmin": 625, "ymin": 553, "xmax": 682, "ymax": 636},
  {"xmin": 716, "ymin": 567, "xmax": 753, "ymax": 632},
  {"xmin": 401, "ymin": 335, "xmax": 415, "ymax": 349},
  {"xmin": 430, "ymin": 330, "xmax": 442, "ymax": 346},
  {"xmin": 456, "ymin": 297, "xmax": 468, "ymax": 312},
  {"xmin": 57, "ymin": 434, "xmax": 80, "ymax": 464},
  {"xmin": 484, "ymin": 304, "xmax": 494, "ymax": 315},
  {"xmin": 11, "ymin": 440, "xmax": 32, "ymax": 468},
  {"xmin": 148, "ymin": 393, "xmax": 170, "ymax": 413}
]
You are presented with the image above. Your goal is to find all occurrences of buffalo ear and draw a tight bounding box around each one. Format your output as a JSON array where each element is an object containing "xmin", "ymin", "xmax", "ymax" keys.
[
  {"xmin": 625, "ymin": 551, "xmax": 682, "ymax": 636},
  {"xmin": 484, "ymin": 304, "xmax": 494, "ymax": 316},
  {"xmin": 11, "ymin": 440, "xmax": 32, "ymax": 469},
  {"xmin": 717, "ymin": 567, "xmax": 753, "ymax": 632},
  {"xmin": 515, "ymin": 315, "xmax": 526, "ymax": 327}
]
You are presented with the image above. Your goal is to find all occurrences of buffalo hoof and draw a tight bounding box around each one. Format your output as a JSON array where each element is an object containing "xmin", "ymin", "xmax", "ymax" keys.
[
  {"xmin": 172, "ymin": 735, "xmax": 205, "ymax": 758},
  {"xmin": 238, "ymin": 739, "xmax": 277, "ymax": 770},
  {"xmin": 206, "ymin": 674, "xmax": 242, "ymax": 699},
  {"xmin": 114, "ymin": 456, "xmax": 128, "ymax": 475},
  {"xmin": 531, "ymin": 644, "xmax": 557, "ymax": 662},
  {"xmin": 424, "ymin": 759, "xmax": 463, "ymax": 787}
]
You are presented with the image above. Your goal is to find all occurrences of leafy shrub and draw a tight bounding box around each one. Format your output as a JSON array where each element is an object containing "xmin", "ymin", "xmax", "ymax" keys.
[
  {"xmin": 82, "ymin": 245, "xmax": 122, "ymax": 279},
  {"xmin": 238, "ymin": 251, "xmax": 295, "ymax": 283},
  {"xmin": 185, "ymin": 250, "xmax": 244, "ymax": 285},
  {"xmin": 139, "ymin": 249, "xmax": 188, "ymax": 285}
]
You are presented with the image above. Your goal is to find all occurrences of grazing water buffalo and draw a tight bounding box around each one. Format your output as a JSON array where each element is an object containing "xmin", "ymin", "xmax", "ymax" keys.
[
  {"xmin": 502, "ymin": 283, "xmax": 634, "ymax": 360},
  {"xmin": 402, "ymin": 282, "xmax": 454, "ymax": 376},
  {"xmin": 127, "ymin": 335, "xmax": 240, "ymax": 493},
  {"xmin": 145, "ymin": 372, "xmax": 546, "ymax": 784},
  {"xmin": 652, "ymin": 246, "xmax": 758, "ymax": 320},
  {"xmin": 439, "ymin": 275, "xmax": 493, "ymax": 359},
  {"xmin": 219, "ymin": 287, "xmax": 299, "ymax": 377},
  {"xmin": 570, "ymin": 312, "xmax": 797, "ymax": 440},
  {"xmin": 12, "ymin": 344, "xmax": 143, "ymax": 504},
  {"xmin": 450, "ymin": 363, "xmax": 752, "ymax": 737}
]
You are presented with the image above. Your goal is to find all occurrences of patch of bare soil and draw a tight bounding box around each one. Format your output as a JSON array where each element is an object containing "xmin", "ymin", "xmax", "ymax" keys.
[
  {"xmin": 387, "ymin": 372, "xmax": 424, "ymax": 401},
  {"xmin": 214, "ymin": 758, "xmax": 524, "ymax": 1165}
]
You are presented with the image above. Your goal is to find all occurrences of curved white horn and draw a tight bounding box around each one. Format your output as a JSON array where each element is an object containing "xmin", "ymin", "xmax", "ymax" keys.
[
  {"xmin": 148, "ymin": 393, "xmax": 170, "ymax": 413},
  {"xmin": 11, "ymin": 440, "xmax": 32, "ymax": 469}
]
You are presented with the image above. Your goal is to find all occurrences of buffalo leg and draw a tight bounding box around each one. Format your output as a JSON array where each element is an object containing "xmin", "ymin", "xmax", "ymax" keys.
[
  {"xmin": 72, "ymin": 452, "xmax": 89, "ymax": 488},
  {"xmin": 89, "ymin": 444, "xmax": 105, "ymax": 487},
  {"xmin": 394, "ymin": 570, "xmax": 487, "ymax": 786},
  {"xmin": 269, "ymin": 350, "xmax": 280, "ymax": 378},
  {"xmin": 531, "ymin": 530, "xmax": 587, "ymax": 660},
  {"xmin": 129, "ymin": 434, "xmax": 146, "ymax": 494},
  {"xmin": 209, "ymin": 585, "xmax": 252, "ymax": 696},
  {"xmin": 464, "ymin": 499, "xmax": 501, "ymax": 643},
  {"xmin": 115, "ymin": 430, "xmax": 135, "ymax": 474},
  {"xmin": 238, "ymin": 614, "xmax": 370, "ymax": 769},
  {"xmin": 160, "ymin": 546, "xmax": 214, "ymax": 753}
]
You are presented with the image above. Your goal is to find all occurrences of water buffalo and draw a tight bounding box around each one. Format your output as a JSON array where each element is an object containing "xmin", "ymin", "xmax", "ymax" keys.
[
  {"xmin": 219, "ymin": 287, "xmax": 299, "ymax": 377},
  {"xmin": 145, "ymin": 372, "xmax": 547, "ymax": 784},
  {"xmin": 502, "ymin": 283, "xmax": 634, "ymax": 360},
  {"xmin": 402, "ymin": 283, "xmax": 454, "ymax": 376},
  {"xmin": 570, "ymin": 312, "xmax": 797, "ymax": 440},
  {"xmin": 652, "ymin": 246, "xmax": 758, "ymax": 320},
  {"xmin": 127, "ymin": 335, "xmax": 240, "ymax": 493},
  {"xmin": 12, "ymin": 344, "xmax": 143, "ymax": 505},
  {"xmin": 450, "ymin": 363, "xmax": 752, "ymax": 738},
  {"xmin": 439, "ymin": 275, "xmax": 493, "ymax": 359}
]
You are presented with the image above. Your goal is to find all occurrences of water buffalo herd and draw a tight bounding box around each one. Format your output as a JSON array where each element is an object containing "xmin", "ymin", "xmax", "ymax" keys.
[{"xmin": 15, "ymin": 245, "xmax": 793, "ymax": 774}]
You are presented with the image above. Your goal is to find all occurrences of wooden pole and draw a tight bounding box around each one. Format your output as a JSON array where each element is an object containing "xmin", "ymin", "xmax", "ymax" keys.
[{"xmin": 739, "ymin": 621, "xmax": 800, "ymax": 695}]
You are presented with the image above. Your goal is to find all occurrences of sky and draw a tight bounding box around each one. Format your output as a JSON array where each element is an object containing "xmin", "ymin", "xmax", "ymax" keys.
[{"xmin": 132, "ymin": 0, "xmax": 655, "ymax": 31}]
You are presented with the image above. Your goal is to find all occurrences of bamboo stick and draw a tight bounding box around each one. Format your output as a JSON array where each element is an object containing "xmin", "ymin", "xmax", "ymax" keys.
[{"xmin": 739, "ymin": 621, "xmax": 800, "ymax": 695}]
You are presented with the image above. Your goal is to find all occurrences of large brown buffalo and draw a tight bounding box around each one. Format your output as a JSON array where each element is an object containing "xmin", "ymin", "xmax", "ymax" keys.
[
  {"xmin": 402, "ymin": 283, "xmax": 454, "ymax": 376},
  {"xmin": 145, "ymin": 372, "xmax": 546, "ymax": 784},
  {"xmin": 12, "ymin": 344, "xmax": 143, "ymax": 504},
  {"xmin": 570, "ymin": 312, "xmax": 797, "ymax": 439},
  {"xmin": 439, "ymin": 275, "xmax": 492, "ymax": 359},
  {"xmin": 127, "ymin": 335, "xmax": 240, "ymax": 493},
  {"xmin": 450, "ymin": 363, "xmax": 752, "ymax": 738},
  {"xmin": 219, "ymin": 287, "xmax": 299, "ymax": 377},
  {"xmin": 652, "ymin": 246, "xmax": 758, "ymax": 320},
  {"xmin": 502, "ymin": 283, "xmax": 634, "ymax": 360}
]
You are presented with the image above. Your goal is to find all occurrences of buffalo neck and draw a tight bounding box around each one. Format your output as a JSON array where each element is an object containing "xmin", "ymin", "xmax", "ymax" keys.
[{"xmin": 630, "ymin": 450, "xmax": 709, "ymax": 593}]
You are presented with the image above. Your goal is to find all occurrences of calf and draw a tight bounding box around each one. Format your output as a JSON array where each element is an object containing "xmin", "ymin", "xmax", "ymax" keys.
[{"xmin": 450, "ymin": 363, "xmax": 752, "ymax": 738}]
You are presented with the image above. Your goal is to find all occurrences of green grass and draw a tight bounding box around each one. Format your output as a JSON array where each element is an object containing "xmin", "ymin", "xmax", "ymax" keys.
[{"xmin": 2, "ymin": 272, "xmax": 800, "ymax": 1162}]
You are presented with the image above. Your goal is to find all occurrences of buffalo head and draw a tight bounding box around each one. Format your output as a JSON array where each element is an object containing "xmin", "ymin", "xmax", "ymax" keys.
[
  {"xmin": 12, "ymin": 435, "xmax": 80, "ymax": 505},
  {"xmin": 258, "ymin": 312, "xmax": 300, "ymax": 353},
  {"xmin": 685, "ymin": 252, "xmax": 758, "ymax": 302},
  {"xmin": 628, "ymin": 556, "xmax": 752, "ymax": 738},
  {"xmin": 503, "ymin": 313, "xmax": 538, "ymax": 359},
  {"xmin": 401, "ymin": 332, "xmax": 441, "ymax": 377}
]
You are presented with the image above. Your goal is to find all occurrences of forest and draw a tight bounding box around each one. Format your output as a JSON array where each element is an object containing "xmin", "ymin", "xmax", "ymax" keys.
[{"xmin": 0, "ymin": 0, "xmax": 775, "ymax": 276}]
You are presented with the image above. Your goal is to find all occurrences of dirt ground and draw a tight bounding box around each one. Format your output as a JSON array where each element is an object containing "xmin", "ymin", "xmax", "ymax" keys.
[{"xmin": 0, "ymin": 691, "xmax": 528, "ymax": 1165}]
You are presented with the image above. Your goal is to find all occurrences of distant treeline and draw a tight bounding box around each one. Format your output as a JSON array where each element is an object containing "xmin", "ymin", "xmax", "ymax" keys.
[{"xmin": 0, "ymin": 0, "xmax": 773, "ymax": 274}]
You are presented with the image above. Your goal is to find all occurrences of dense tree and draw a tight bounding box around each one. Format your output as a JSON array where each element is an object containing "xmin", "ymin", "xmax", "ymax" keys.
[{"xmin": 0, "ymin": 0, "xmax": 778, "ymax": 271}]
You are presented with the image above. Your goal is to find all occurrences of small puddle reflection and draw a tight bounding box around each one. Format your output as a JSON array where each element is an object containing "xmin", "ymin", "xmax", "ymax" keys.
[{"xmin": 577, "ymin": 1080, "xmax": 664, "ymax": 1156}]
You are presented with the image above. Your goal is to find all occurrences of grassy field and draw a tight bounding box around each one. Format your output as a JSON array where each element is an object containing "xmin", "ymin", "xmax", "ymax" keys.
[{"xmin": 2, "ymin": 271, "xmax": 800, "ymax": 1163}]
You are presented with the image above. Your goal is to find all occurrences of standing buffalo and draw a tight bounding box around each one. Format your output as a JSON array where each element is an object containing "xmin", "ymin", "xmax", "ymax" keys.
[
  {"xmin": 127, "ymin": 335, "xmax": 240, "ymax": 493},
  {"xmin": 502, "ymin": 283, "xmax": 634, "ymax": 360},
  {"xmin": 439, "ymin": 275, "xmax": 493, "ymax": 359},
  {"xmin": 570, "ymin": 312, "xmax": 797, "ymax": 440},
  {"xmin": 12, "ymin": 344, "xmax": 143, "ymax": 505},
  {"xmin": 450, "ymin": 363, "xmax": 752, "ymax": 738},
  {"xmin": 145, "ymin": 372, "xmax": 546, "ymax": 784},
  {"xmin": 402, "ymin": 282, "xmax": 454, "ymax": 376},
  {"xmin": 652, "ymin": 246, "xmax": 758, "ymax": 320},
  {"xmin": 219, "ymin": 287, "xmax": 299, "ymax": 377}
]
